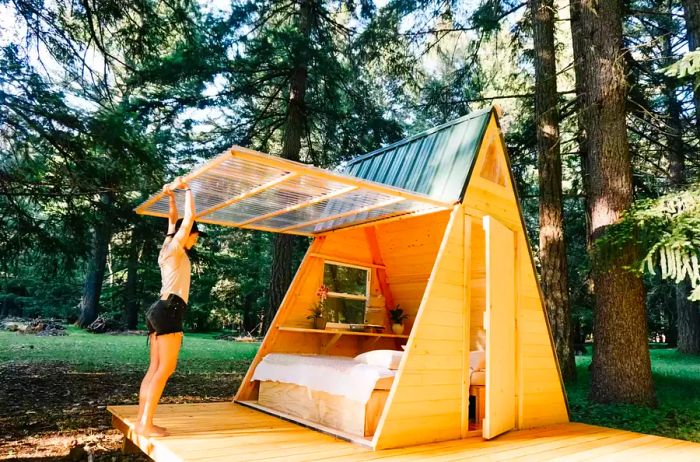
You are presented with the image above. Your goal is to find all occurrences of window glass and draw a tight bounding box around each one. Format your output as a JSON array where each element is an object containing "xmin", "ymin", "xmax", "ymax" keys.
[
  {"xmin": 325, "ymin": 298, "xmax": 366, "ymax": 324},
  {"xmin": 323, "ymin": 263, "xmax": 367, "ymax": 295},
  {"xmin": 322, "ymin": 262, "xmax": 368, "ymax": 324}
]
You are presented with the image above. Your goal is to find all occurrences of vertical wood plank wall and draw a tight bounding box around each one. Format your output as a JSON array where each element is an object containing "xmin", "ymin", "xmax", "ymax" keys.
[
  {"xmin": 463, "ymin": 114, "xmax": 569, "ymax": 429},
  {"xmin": 375, "ymin": 211, "xmax": 451, "ymax": 331},
  {"xmin": 373, "ymin": 205, "xmax": 467, "ymax": 449}
]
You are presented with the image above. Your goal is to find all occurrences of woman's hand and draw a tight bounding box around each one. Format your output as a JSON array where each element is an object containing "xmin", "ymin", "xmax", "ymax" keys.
[
  {"xmin": 173, "ymin": 176, "xmax": 189, "ymax": 190},
  {"xmin": 162, "ymin": 184, "xmax": 175, "ymax": 197}
]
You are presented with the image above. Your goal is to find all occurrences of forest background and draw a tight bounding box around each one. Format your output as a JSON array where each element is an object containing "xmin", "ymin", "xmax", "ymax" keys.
[{"xmin": 2, "ymin": 0, "xmax": 700, "ymax": 408}]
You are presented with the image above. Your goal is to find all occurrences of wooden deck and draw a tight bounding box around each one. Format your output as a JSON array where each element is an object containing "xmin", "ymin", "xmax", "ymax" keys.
[{"xmin": 108, "ymin": 402, "xmax": 700, "ymax": 461}]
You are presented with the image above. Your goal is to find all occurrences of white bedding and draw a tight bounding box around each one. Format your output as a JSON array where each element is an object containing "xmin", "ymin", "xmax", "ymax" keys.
[{"xmin": 252, "ymin": 353, "xmax": 396, "ymax": 404}]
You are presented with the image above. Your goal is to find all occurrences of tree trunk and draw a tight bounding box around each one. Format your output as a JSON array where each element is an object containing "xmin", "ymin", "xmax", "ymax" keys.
[
  {"xmin": 78, "ymin": 192, "xmax": 114, "ymax": 327},
  {"xmin": 569, "ymin": 0, "xmax": 655, "ymax": 404},
  {"xmin": 267, "ymin": 235, "xmax": 295, "ymax": 331},
  {"xmin": 682, "ymin": 0, "xmax": 700, "ymax": 129},
  {"xmin": 531, "ymin": 0, "xmax": 576, "ymax": 382},
  {"xmin": 661, "ymin": 17, "xmax": 700, "ymax": 351},
  {"xmin": 568, "ymin": 0, "xmax": 592, "ymax": 251},
  {"xmin": 124, "ymin": 226, "xmax": 142, "ymax": 330},
  {"xmin": 678, "ymin": 281, "xmax": 700, "ymax": 354},
  {"xmin": 243, "ymin": 292, "xmax": 259, "ymax": 333},
  {"xmin": 265, "ymin": 0, "xmax": 313, "ymax": 333},
  {"xmin": 663, "ymin": 14, "xmax": 686, "ymax": 190},
  {"xmin": 665, "ymin": 301, "xmax": 679, "ymax": 347}
]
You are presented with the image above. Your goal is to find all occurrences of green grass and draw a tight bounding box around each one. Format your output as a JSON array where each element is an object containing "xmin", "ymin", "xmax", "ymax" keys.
[
  {"xmin": 0, "ymin": 326, "xmax": 259, "ymax": 374},
  {"xmin": 3, "ymin": 327, "xmax": 700, "ymax": 442},
  {"xmin": 566, "ymin": 349, "xmax": 700, "ymax": 442}
]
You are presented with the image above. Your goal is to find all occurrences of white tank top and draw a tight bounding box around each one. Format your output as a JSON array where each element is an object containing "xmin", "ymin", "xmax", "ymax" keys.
[{"xmin": 158, "ymin": 239, "xmax": 191, "ymax": 304}]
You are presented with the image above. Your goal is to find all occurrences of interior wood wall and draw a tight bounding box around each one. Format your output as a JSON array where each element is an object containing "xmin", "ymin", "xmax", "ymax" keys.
[
  {"xmin": 235, "ymin": 210, "xmax": 450, "ymax": 402},
  {"xmin": 375, "ymin": 210, "xmax": 451, "ymax": 331},
  {"xmin": 469, "ymin": 221, "xmax": 486, "ymax": 351}
]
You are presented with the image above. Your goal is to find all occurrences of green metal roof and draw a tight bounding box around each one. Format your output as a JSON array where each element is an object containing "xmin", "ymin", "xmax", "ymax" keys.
[{"xmin": 343, "ymin": 107, "xmax": 493, "ymax": 203}]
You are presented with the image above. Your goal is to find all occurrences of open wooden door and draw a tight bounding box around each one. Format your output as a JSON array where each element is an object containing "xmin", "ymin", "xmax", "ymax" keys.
[{"xmin": 482, "ymin": 215, "xmax": 516, "ymax": 439}]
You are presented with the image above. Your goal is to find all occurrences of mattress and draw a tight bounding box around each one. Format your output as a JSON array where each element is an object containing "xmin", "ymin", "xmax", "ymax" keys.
[
  {"xmin": 470, "ymin": 370, "xmax": 486, "ymax": 386},
  {"xmin": 252, "ymin": 353, "xmax": 396, "ymax": 403}
]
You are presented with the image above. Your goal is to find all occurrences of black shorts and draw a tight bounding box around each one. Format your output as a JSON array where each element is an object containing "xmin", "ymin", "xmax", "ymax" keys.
[{"xmin": 146, "ymin": 293, "xmax": 187, "ymax": 344}]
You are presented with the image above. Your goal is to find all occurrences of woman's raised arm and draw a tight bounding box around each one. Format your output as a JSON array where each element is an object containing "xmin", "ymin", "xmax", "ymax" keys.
[
  {"xmin": 162, "ymin": 184, "xmax": 178, "ymax": 236},
  {"xmin": 171, "ymin": 179, "xmax": 195, "ymax": 247}
]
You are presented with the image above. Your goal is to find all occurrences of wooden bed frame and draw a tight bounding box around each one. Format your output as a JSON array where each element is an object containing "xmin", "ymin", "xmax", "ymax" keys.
[{"xmin": 257, "ymin": 379, "xmax": 392, "ymax": 437}]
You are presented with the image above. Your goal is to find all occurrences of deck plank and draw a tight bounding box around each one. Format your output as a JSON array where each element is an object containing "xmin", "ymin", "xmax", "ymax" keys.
[{"xmin": 108, "ymin": 402, "xmax": 699, "ymax": 462}]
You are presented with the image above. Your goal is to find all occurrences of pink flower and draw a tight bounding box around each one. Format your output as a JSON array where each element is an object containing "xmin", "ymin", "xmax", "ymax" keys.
[{"xmin": 316, "ymin": 284, "xmax": 329, "ymax": 302}]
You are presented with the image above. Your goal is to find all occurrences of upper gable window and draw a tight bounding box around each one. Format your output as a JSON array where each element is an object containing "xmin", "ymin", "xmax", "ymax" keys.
[{"xmin": 479, "ymin": 142, "xmax": 506, "ymax": 187}]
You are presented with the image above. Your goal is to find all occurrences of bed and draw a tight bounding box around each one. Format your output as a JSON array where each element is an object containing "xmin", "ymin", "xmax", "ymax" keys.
[{"xmin": 251, "ymin": 352, "xmax": 400, "ymax": 437}]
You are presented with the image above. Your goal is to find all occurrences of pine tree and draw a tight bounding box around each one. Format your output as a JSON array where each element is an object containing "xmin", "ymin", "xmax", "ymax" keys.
[
  {"xmin": 570, "ymin": 0, "xmax": 655, "ymax": 404},
  {"xmin": 531, "ymin": 0, "xmax": 576, "ymax": 382}
]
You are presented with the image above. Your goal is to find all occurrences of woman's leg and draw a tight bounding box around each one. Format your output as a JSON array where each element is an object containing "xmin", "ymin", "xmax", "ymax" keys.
[
  {"xmin": 136, "ymin": 333, "xmax": 162, "ymax": 428},
  {"xmin": 135, "ymin": 332, "xmax": 183, "ymax": 436}
]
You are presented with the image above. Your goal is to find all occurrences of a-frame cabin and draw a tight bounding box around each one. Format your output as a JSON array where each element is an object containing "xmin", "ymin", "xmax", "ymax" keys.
[{"xmin": 131, "ymin": 105, "xmax": 569, "ymax": 451}]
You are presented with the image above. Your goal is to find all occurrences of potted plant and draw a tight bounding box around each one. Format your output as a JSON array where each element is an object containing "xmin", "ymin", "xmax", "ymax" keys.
[
  {"xmin": 388, "ymin": 305, "xmax": 408, "ymax": 335},
  {"xmin": 307, "ymin": 284, "xmax": 329, "ymax": 330}
]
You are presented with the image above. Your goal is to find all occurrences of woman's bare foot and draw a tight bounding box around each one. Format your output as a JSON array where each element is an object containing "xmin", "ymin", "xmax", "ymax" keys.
[
  {"xmin": 134, "ymin": 419, "xmax": 166, "ymax": 434},
  {"xmin": 133, "ymin": 422, "xmax": 169, "ymax": 437}
]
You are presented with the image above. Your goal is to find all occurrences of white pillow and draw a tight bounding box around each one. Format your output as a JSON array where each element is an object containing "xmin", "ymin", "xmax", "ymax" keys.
[
  {"xmin": 470, "ymin": 350, "xmax": 486, "ymax": 371},
  {"xmin": 354, "ymin": 349, "xmax": 403, "ymax": 370}
]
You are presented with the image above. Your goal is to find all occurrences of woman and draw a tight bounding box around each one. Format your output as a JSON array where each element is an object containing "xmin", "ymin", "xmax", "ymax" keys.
[{"xmin": 134, "ymin": 178, "xmax": 205, "ymax": 437}]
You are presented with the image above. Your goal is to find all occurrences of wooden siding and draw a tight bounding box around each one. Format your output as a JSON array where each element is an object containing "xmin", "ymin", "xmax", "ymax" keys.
[
  {"xmin": 375, "ymin": 210, "xmax": 451, "ymax": 330},
  {"xmin": 372, "ymin": 205, "xmax": 467, "ymax": 449}
]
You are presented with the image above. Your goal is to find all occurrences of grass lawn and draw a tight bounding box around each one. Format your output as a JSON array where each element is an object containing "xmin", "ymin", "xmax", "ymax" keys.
[
  {"xmin": 0, "ymin": 325, "xmax": 259, "ymax": 373},
  {"xmin": 3, "ymin": 325, "xmax": 700, "ymax": 459},
  {"xmin": 567, "ymin": 348, "xmax": 700, "ymax": 442},
  {"xmin": 0, "ymin": 325, "xmax": 260, "ymax": 460}
]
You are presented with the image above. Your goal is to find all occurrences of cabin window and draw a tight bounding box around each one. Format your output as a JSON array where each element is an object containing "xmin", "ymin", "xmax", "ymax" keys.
[{"xmin": 322, "ymin": 262, "xmax": 369, "ymax": 324}]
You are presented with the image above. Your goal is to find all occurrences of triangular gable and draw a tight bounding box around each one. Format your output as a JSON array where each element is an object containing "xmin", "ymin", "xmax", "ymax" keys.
[
  {"xmin": 479, "ymin": 140, "xmax": 508, "ymax": 187},
  {"xmin": 372, "ymin": 111, "xmax": 568, "ymax": 449},
  {"xmin": 461, "ymin": 112, "xmax": 570, "ymax": 429}
]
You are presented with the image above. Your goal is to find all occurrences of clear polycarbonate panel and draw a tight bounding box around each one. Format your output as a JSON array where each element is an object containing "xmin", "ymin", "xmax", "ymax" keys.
[
  {"xmin": 296, "ymin": 200, "xmax": 440, "ymax": 234},
  {"xmin": 140, "ymin": 155, "xmax": 291, "ymax": 218},
  {"xmin": 205, "ymin": 174, "xmax": 352, "ymax": 226},
  {"xmin": 136, "ymin": 147, "xmax": 452, "ymax": 235},
  {"xmin": 253, "ymin": 190, "xmax": 397, "ymax": 230}
]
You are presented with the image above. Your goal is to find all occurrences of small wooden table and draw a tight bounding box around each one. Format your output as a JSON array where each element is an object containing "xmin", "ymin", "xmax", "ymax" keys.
[{"xmin": 469, "ymin": 384, "xmax": 485, "ymax": 428}]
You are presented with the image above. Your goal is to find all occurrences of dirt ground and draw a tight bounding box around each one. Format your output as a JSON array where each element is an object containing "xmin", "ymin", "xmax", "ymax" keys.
[{"xmin": 0, "ymin": 361, "xmax": 241, "ymax": 461}]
